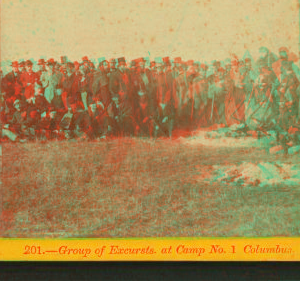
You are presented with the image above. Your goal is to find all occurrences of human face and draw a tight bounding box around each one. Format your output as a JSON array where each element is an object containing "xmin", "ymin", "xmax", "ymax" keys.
[
  {"xmin": 12, "ymin": 66, "xmax": 19, "ymax": 73},
  {"xmin": 199, "ymin": 68, "xmax": 206, "ymax": 78},
  {"xmin": 245, "ymin": 61, "xmax": 251, "ymax": 70},
  {"xmin": 139, "ymin": 61, "xmax": 145, "ymax": 70},
  {"xmin": 26, "ymin": 65, "xmax": 33, "ymax": 72},
  {"xmin": 79, "ymin": 65, "xmax": 86, "ymax": 75},
  {"xmin": 101, "ymin": 61, "xmax": 108, "ymax": 71},
  {"xmin": 156, "ymin": 63, "xmax": 163, "ymax": 73},
  {"xmin": 119, "ymin": 63, "xmax": 126, "ymax": 71}
]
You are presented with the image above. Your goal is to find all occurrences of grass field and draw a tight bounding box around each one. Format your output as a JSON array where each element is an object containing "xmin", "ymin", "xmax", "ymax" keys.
[{"xmin": 2, "ymin": 135, "xmax": 300, "ymax": 237}]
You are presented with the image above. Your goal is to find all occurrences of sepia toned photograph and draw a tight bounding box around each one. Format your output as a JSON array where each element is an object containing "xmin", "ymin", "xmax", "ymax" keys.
[{"xmin": 1, "ymin": 0, "xmax": 300, "ymax": 239}]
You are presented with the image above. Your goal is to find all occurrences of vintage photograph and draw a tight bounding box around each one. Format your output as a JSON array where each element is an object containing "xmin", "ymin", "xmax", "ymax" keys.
[{"xmin": 1, "ymin": 0, "xmax": 300, "ymax": 238}]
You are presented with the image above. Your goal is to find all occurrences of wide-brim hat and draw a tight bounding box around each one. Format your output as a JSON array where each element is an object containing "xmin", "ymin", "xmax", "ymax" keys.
[
  {"xmin": 212, "ymin": 60, "xmax": 221, "ymax": 67},
  {"xmin": 82, "ymin": 56, "xmax": 89, "ymax": 62},
  {"xmin": 279, "ymin": 47, "xmax": 289, "ymax": 54},
  {"xmin": 61, "ymin": 56, "xmax": 68, "ymax": 64},
  {"xmin": 25, "ymin": 60, "xmax": 33, "ymax": 66},
  {"xmin": 162, "ymin": 57, "xmax": 171, "ymax": 65},
  {"xmin": 174, "ymin": 57, "xmax": 182, "ymax": 64},
  {"xmin": 47, "ymin": 58, "xmax": 55, "ymax": 65},
  {"xmin": 38, "ymin": 59, "xmax": 46, "ymax": 65},
  {"xmin": 11, "ymin": 61, "xmax": 19, "ymax": 67},
  {"xmin": 117, "ymin": 57, "xmax": 126, "ymax": 64},
  {"xmin": 66, "ymin": 62, "xmax": 74, "ymax": 68},
  {"xmin": 186, "ymin": 60, "xmax": 194, "ymax": 66},
  {"xmin": 137, "ymin": 57, "xmax": 146, "ymax": 63},
  {"xmin": 200, "ymin": 63, "xmax": 208, "ymax": 70}
]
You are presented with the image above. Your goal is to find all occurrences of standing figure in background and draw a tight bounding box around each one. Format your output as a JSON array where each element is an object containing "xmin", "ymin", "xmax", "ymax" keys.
[
  {"xmin": 20, "ymin": 60, "xmax": 37, "ymax": 101},
  {"xmin": 109, "ymin": 57, "xmax": 134, "ymax": 136},
  {"xmin": 40, "ymin": 59, "xmax": 63, "ymax": 104}
]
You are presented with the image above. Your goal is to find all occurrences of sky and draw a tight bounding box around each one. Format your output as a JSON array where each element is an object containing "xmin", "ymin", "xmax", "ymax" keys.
[{"xmin": 0, "ymin": 0, "xmax": 299, "ymax": 67}]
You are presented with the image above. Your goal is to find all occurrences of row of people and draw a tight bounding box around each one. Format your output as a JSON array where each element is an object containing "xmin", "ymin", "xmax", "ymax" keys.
[{"xmin": 1, "ymin": 47, "xmax": 300, "ymax": 142}]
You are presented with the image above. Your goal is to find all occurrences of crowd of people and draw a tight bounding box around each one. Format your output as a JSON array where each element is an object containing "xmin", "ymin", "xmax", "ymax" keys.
[{"xmin": 0, "ymin": 46, "xmax": 300, "ymax": 143}]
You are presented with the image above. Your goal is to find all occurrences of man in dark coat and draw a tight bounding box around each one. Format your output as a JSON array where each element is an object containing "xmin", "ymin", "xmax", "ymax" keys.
[
  {"xmin": 1, "ymin": 61, "xmax": 22, "ymax": 110},
  {"xmin": 20, "ymin": 60, "xmax": 37, "ymax": 101},
  {"xmin": 109, "ymin": 57, "xmax": 134, "ymax": 136},
  {"xmin": 152, "ymin": 57, "xmax": 176, "ymax": 137}
]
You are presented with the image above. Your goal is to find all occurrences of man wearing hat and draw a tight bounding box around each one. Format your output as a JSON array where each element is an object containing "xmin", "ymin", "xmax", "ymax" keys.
[
  {"xmin": 26, "ymin": 79, "xmax": 50, "ymax": 136},
  {"xmin": 1, "ymin": 61, "xmax": 23, "ymax": 110},
  {"xmin": 192, "ymin": 63, "xmax": 210, "ymax": 128},
  {"xmin": 172, "ymin": 57, "xmax": 183, "ymax": 79},
  {"xmin": 109, "ymin": 57, "xmax": 134, "ymax": 136},
  {"xmin": 130, "ymin": 57, "xmax": 155, "ymax": 136},
  {"xmin": 19, "ymin": 60, "xmax": 26, "ymax": 74},
  {"xmin": 81, "ymin": 56, "xmax": 90, "ymax": 75},
  {"xmin": 275, "ymin": 60, "xmax": 299, "ymax": 131},
  {"xmin": 174, "ymin": 60, "xmax": 189, "ymax": 129},
  {"xmin": 20, "ymin": 60, "xmax": 37, "ymax": 100},
  {"xmin": 245, "ymin": 60, "xmax": 280, "ymax": 131},
  {"xmin": 40, "ymin": 58, "xmax": 63, "ymax": 103},
  {"xmin": 91, "ymin": 59, "xmax": 112, "ymax": 137},
  {"xmin": 36, "ymin": 59, "xmax": 46, "ymax": 81},
  {"xmin": 5, "ymin": 98, "xmax": 35, "ymax": 140},
  {"xmin": 151, "ymin": 57, "xmax": 176, "ymax": 137},
  {"xmin": 108, "ymin": 58, "xmax": 117, "ymax": 77}
]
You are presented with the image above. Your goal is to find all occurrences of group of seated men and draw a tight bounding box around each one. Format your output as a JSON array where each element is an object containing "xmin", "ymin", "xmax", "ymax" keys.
[{"xmin": 0, "ymin": 46, "xmax": 300, "ymax": 142}]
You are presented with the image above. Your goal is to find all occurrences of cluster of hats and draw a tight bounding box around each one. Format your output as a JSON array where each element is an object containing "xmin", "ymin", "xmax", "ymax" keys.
[{"xmin": 8, "ymin": 46, "xmax": 294, "ymax": 71}]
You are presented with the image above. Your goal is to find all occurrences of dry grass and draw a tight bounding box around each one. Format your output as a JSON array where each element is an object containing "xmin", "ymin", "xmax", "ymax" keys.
[{"xmin": 1, "ymin": 137, "xmax": 300, "ymax": 237}]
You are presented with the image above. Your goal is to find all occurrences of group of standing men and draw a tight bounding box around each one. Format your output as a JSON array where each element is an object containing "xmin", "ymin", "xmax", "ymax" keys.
[{"xmin": 1, "ymin": 46, "xmax": 300, "ymax": 142}]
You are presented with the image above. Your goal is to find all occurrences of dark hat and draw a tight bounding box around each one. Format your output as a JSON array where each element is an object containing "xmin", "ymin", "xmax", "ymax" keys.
[
  {"xmin": 19, "ymin": 60, "xmax": 25, "ymax": 67},
  {"xmin": 279, "ymin": 47, "xmax": 289, "ymax": 54},
  {"xmin": 200, "ymin": 63, "xmax": 208, "ymax": 70},
  {"xmin": 99, "ymin": 60, "xmax": 108, "ymax": 67},
  {"xmin": 73, "ymin": 61, "xmax": 80, "ymax": 66},
  {"xmin": 150, "ymin": 61, "xmax": 156, "ymax": 66},
  {"xmin": 66, "ymin": 62, "xmax": 74, "ymax": 68},
  {"xmin": 37, "ymin": 59, "xmax": 46, "ymax": 65},
  {"xmin": 25, "ymin": 60, "xmax": 33, "ymax": 66},
  {"xmin": 82, "ymin": 56, "xmax": 89, "ymax": 62},
  {"xmin": 212, "ymin": 60, "xmax": 221, "ymax": 67},
  {"xmin": 109, "ymin": 58, "xmax": 116, "ymax": 64},
  {"xmin": 61, "ymin": 56, "xmax": 68, "ymax": 64},
  {"xmin": 11, "ymin": 61, "xmax": 19, "ymax": 67},
  {"xmin": 47, "ymin": 58, "xmax": 55, "ymax": 65},
  {"xmin": 137, "ymin": 57, "xmax": 146, "ymax": 63},
  {"xmin": 218, "ymin": 67, "xmax": 225, "ymax": 73},
  {"xmin": 162, "ymin": 57, "xmax": 171, "ymax": 65},
  {"xmin": 117, "ymin": 57, "xmax": 126, "ymax": 64},
  {"xmin": 130, "ymin": 60, "xmax": 137, "ymax": 67},
  {"xmin": 174, "ymin": 57, "xmax": 182, "ymax": 64},
  {"xmin": 186, "ymin": 60, "xmax": 194, "ymax": 66}
]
